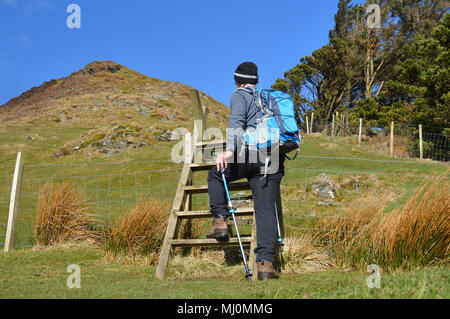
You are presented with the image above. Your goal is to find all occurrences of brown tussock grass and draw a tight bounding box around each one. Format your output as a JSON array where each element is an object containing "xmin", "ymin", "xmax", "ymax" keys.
[
  {"xmin": 103, "ymin": 198, "xmax": 170, "ymax": 262},
  {"xmin": 374, "ymin": 174, "xmax": 450, "ymax": 268},
  {"xmin": 316, "ymin": 171, "xmax": 450, "ymax": 270},
  {"xmin": 282, "ymin": 233, "xmax": 335, "ymax": 274},
  {"xmin": 35, "ymin": 181, "xmax": 98, "ymax": 246}
]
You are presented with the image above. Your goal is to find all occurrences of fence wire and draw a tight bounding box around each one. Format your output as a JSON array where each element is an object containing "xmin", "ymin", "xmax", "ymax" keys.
[
  {"xmin": 303, "ymin": 117, "xmax": 449, "ymax": 162},
  {"xmin": 1, "ymin": 154, "xmax": 447, "ymax": 249},
  {"xmin": 2, "ymin": 164, "xmax": 181, "ymax": 248}
]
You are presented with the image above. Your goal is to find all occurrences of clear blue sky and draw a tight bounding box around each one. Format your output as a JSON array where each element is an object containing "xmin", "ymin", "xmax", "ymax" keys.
[{"xmin": 0, "ymin": 0, "xmax": 363, "ymax": 107}]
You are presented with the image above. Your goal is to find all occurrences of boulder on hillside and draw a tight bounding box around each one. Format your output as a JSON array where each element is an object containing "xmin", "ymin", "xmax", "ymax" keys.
[{"xmin": 309, "ymin": 173, "xmax": 338, "ymax": 204}]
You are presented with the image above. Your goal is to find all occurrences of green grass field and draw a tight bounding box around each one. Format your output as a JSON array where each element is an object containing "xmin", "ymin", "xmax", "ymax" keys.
[{"xmin": 0, "ymin": 245, "xmax": 448, "ymax": 299}]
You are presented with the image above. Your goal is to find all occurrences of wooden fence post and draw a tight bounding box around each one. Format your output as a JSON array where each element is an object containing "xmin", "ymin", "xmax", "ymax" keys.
[
  {"xmin": 419, "ymin": 124, "xmax": 423, "ymax": 159},
  {"xmin": 4, "ymin": 152, "xmax": 24, "ymax": 252},
  {"xmin": 390, "ymin": 121, "xmax": 394, "ymax": 157},
  {"xmin": 310, "ymin": 112, "xmax": 314, "ymax": 134},
  {"xmin": 359, "ymin": 118, "xmax": 362, "ymax": 147},
  {"xmin": 336, "ymin": 111, "xmax": 339, "ymax": 136},
  {"xmin": 331, "ymin": 114, "xmax": 335, "ymax": 142},
  {"xmin": 306, "ymin": 116, "xmax": 310, "ymax": 135}
]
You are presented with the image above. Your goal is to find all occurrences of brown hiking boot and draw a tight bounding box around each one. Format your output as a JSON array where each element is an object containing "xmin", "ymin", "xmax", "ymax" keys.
[
  {"xmin": 257, "ymin": 260, "xmax": 279, "ymax": 280},
  {"xmin": 205, "ymin": 217, "xmax": 229, "ymax": 240}
]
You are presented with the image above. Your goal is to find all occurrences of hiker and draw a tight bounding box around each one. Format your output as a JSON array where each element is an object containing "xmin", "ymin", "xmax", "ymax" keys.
[{"xmin": 206, "ymin": 62, "xmax": 285, "ymax": 281}]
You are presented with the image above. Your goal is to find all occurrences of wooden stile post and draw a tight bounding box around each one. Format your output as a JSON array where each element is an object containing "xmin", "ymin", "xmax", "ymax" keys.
[
  {"xmin": 310, "ymin": 112, "xmax": 314, "ymax": 134},
  {"xmin": 419, "ymin": 124, "xmax": 423, "ymax": 159},
  {"xmin": 358, "ymin": 118, "xmax": 362, "ymax": 147},
  {"xmin": 4, "ymin": 152, "xmax": 25, "ymax": 252},
  {"xmin": 189, "ymin": 88, "xmax": 206, "ymax": 132},
  {"xmin": 189, "ymin": 88, "xmax": 206, "ymax": 163},
  {"xmin": 390, "ymin": 121, "xmax": 394, "ymax": 157}
]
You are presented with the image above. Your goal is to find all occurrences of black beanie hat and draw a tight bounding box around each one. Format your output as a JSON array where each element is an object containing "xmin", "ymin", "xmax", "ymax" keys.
[{"xmin": 234, "ymin": 62, "xmax": 258, "ymax": 85}]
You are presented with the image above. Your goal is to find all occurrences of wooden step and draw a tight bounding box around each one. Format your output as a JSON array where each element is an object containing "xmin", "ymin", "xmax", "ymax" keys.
[
  {"xmin": 182, "ymin": 182, "xmax": 250, "ymax": 194},
  {"xmin": 176, "ymin": 207, "xmax": 254, "ymax": 219},
  {"xmin": 194, "ymin": 140, "xmax": 226, "ymax": 151},
  {"xmin": 169, "ymin": 237, "xmax": 253, "ymax": 247},
  {"xmin": 231, "ymin": 195, "xmax": 253, "ymax": 201},
  {"xmin": 189, "ymin": 162, "xmax": 215, "ymax": 172}
]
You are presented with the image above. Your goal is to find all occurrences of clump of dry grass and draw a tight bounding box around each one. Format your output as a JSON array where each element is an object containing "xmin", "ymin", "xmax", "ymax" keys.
[
  {"xmin": 282, "ymin": 233, "xmax": 335, "ymax": 274},
  {"xmin": 35, "ymin": 181, "xmax": 98, "ymax": 246},
  {"xmin": 374, "ymin": 174, "xmax": 450, "ymax": 268},
  {"xmin": 103, "ymin": 198, "xmax": 170, "ymax": 262},
  {"xmin": 316, "ymin": 172, "xmax": 450, "ymax": 270},
  {"xmin": 166, "ymin": 252, "xmax": 243, "ymax": 280}
]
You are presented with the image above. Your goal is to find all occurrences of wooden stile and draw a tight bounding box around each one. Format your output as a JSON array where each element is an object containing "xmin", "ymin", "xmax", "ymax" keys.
[{"xmin": 155, "ymin": 89, "xmax": 284, "ymax": 279}]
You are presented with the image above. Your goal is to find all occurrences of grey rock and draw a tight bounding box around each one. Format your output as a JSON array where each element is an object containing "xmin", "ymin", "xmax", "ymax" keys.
[
  {"xmin": 310, "ymin": 173, "xmax": 337, "ymax": 202},
  {"xmin": 152, "ymin": 94, "xmax": 169, "ymax": 100},
  {"xmin": 157, "ymin": 129, "xmax": 178, "ymax": 142},
  {"xmin": 161, "ymin": 113, "xmax": 176, "ymax": 122},
  {"xmin": 135, "ymin": 104, "xmax": 150, "ymax": 116}
]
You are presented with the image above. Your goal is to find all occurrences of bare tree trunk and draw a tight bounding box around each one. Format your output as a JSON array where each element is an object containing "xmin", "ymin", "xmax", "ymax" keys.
[
  {"xmin": 365, "ymin": 33, "xmax": 374, "ymax": 99},
  {"xmin": 365, "ymin": 30, "xmax": 383, "ymax": 99}
]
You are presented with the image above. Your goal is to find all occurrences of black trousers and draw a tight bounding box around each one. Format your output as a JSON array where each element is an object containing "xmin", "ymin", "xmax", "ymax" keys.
[{"xmin": 207, "ymin": 160, "xmax": 284, "ymax": 263}]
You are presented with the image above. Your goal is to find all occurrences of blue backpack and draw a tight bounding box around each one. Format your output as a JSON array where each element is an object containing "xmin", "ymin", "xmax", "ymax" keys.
[{"xmin": 237, "ymin": 87, "xmax": 302, "ymax": 160}]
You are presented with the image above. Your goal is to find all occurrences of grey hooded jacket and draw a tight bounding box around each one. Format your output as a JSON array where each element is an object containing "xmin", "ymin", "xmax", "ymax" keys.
[{"xmin": 225, "ymin": 86, "xmax": 258, "ymax": 152}]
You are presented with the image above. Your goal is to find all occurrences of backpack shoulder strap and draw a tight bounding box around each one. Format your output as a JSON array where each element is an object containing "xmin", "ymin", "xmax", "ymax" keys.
[{"xmin": 234, "ymin": 87, "xmax": 272, "ymax": 115}]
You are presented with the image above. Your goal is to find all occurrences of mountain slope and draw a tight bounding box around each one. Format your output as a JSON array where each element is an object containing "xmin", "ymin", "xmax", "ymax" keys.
[
  {"xmin": 0, "ymin": 61, "xmax": 229, "ymax": 160},
  {"xmin": 0, "ymin": 61, "xmax": 228, "ymax": 126}
]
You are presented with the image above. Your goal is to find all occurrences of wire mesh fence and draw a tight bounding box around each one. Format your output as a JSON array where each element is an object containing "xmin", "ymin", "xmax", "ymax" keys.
[
  {"xmin": 304, "ymin": 116, "xmax": 449, "ymax": 162},
  {"xmin": 280, "ymin": 168, "xmax": 446, "ymax": 234},
  {"xmin": 408, "ymin": 132, "xmax": 450, "ymax": 161},
  {"xmin": 0, "ymin": 173, "xmax": 13, "ymax": 248},
  {"xmin": 1, "ymin": 163, "xmax": 182, "ymax": 248},
  {"xmin": 1, "ymin": 154, "xmax": 447, "ymax": 249}
]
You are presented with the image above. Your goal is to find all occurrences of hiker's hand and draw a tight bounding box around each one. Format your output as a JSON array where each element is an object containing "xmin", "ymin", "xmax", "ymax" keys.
[{"xmin": 216, "ymin": 151, "xmax": 233, "ymax": 171}]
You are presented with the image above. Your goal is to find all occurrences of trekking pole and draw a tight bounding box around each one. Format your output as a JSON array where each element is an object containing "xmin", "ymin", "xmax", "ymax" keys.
[
  {"xmin": 274, "ymin": 202, "xmax": 284, "ymax": 252},
  {"xmin": 274, "ymin": 202, "xmax": 285, "ymax": 269},
  {"xmin": 221, "ymin": 169, "xmax": 252, "ymax": 282}
]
